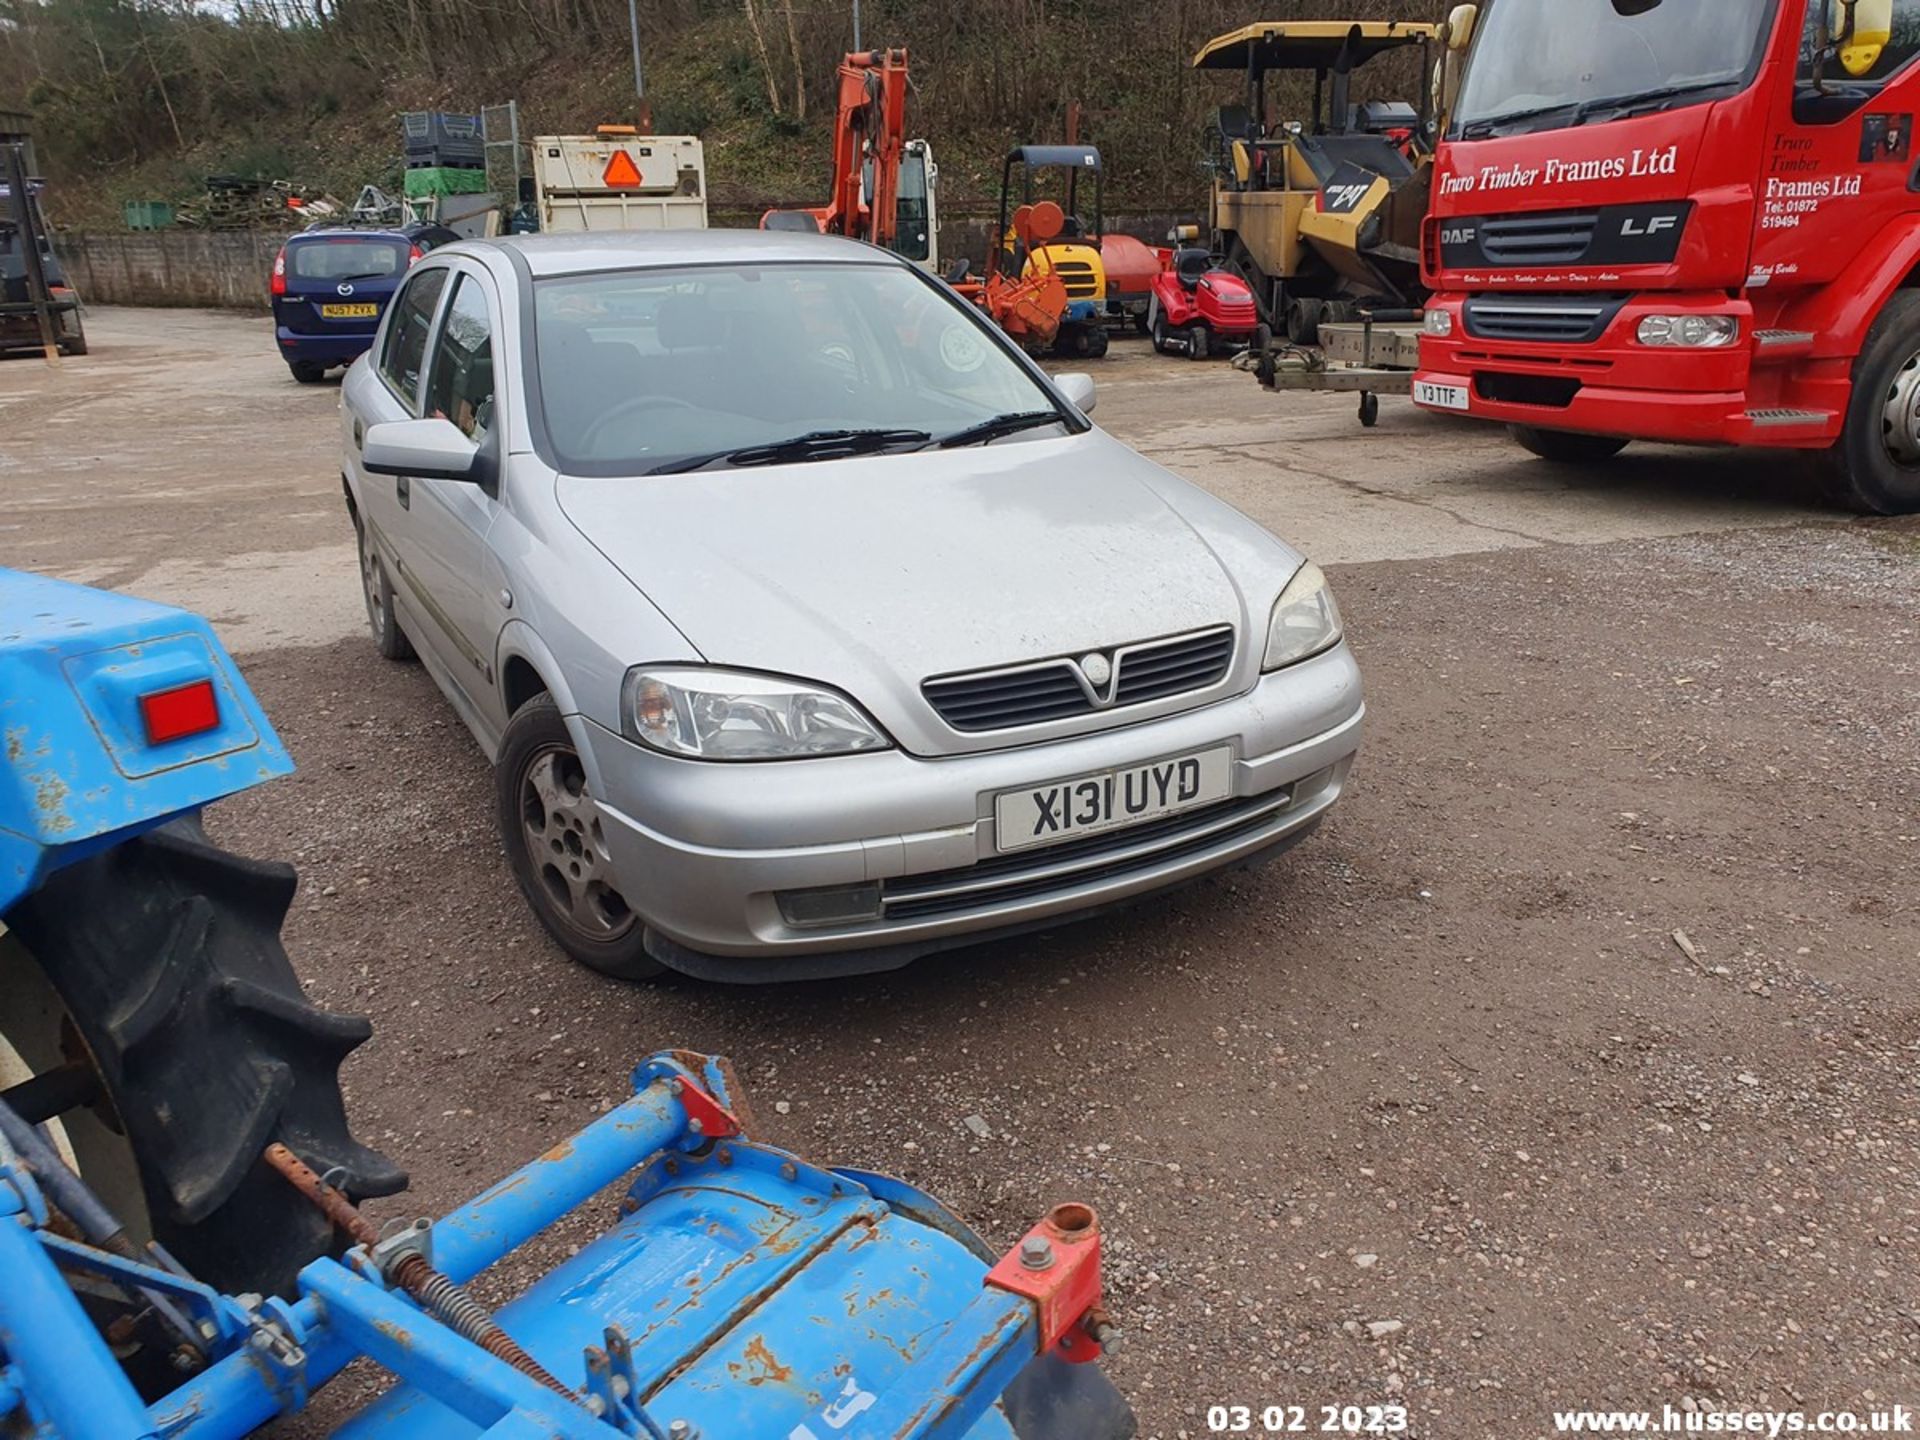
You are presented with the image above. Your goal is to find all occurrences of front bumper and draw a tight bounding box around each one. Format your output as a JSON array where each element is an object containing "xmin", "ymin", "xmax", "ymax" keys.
[
  {"xmin": 583, "ymin": 644, "xmax": 1363, "ymax": 979},
  {"xmin": 1414, "ymin": 290, "xmax": 1847, "ymax": 448}
]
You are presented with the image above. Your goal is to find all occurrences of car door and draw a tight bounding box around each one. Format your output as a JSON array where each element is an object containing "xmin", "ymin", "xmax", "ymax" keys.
[
  {"xmin": 401, "ymin": 265, "xmax": 509, "ymax": 723},
  {"xmin": 348, "ymin": 261, "xmax": 448, "ymax": 642}
]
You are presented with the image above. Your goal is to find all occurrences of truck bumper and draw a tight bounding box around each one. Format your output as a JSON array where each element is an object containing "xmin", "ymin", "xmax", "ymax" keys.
[{"xmin": 1413, "ymin": 290, "xmax": 1849, "ymax": 448}]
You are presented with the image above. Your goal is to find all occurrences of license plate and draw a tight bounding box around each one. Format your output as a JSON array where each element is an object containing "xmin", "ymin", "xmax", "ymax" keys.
[
  {"xmin": 1414, "ymin": 380, "xmax": 1470, "ymax": 412},
  {"xmin": 320, "ymin": 303, "xmax": 378, "ymax": 319},
  {"xmin": 994, "ymin": 746, "xmax": 1234, "ymax": 854}
]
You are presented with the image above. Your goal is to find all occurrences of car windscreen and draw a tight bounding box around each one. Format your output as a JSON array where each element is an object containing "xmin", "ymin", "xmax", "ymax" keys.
[
  {"xmin": 530, "ymin": 261, "xmax": 1064, "ymax": 476},
  {"xmin": 1452, "ymin": 0, "xmax": 1777, "ymax": 137},
  {"xmin": 287, "ymin": 238, "xmax": 407, "ymax": 282}
]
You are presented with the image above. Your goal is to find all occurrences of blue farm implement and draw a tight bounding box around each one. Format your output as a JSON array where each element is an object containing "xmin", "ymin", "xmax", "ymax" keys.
[{"xmin": 0, "ymin": 565, "xmax": 1134, "ymax": 1440}]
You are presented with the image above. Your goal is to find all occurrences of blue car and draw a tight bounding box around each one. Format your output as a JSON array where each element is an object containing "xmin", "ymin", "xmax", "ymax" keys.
[{"xmin": 271, "ymin": 222, "xmax": 458, "ymax": 383}]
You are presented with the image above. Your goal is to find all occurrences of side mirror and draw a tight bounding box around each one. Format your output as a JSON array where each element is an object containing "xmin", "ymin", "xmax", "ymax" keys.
[
  {"xmin": 1056, "ymin": 371, "xmax": 1097, "ymax": 415},
  {"xmin": 1445, "ymin": 3, "xmax": 1478, "ymax": 52},
  {"xmin": 362, "ymin": 417, "xmax": 482, "ymax": 483}
]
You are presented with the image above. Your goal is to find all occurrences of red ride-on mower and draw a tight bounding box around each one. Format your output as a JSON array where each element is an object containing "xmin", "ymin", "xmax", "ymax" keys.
[{"xmin": 1148, "ymin": 248, "xmax": 1268, "ymax": 360}]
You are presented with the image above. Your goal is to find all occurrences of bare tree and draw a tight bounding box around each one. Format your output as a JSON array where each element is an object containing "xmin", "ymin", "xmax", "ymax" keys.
[{"xmin": 741, "ymin": 0, "xmax": 784, "ymax": 116}]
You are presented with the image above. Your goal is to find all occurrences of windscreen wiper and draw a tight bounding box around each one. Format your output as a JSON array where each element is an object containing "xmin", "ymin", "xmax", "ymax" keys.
[
  {"xmin": 930, "ymin": 410, "xmax": 1066, "ymax": 449},
  {"xmin": 1570, "ymin": 80, "xmax": 1737, "ymax": 126},
  {"xmin": 1456, "ymin": 102, "xmax": 1581, "ymax": 140},
  {"xmin": 337, "ymin": 270, "xmax": 394, "ymax": 282},
  {"xmin": 648, "ymin": 428, "xmax": 933, "ymax": 475}
]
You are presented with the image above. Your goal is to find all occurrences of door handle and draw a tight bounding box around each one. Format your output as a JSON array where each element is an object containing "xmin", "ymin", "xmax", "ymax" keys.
[{"xmin": 396, "ymin": 476, "xmax": 411, "ymax": 510}]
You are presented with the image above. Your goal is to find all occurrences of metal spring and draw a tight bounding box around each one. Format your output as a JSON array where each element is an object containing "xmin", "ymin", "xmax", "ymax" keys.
[{"xmin": 390, "ymin": 1255, "xmax": 573, "ymax": 1396}]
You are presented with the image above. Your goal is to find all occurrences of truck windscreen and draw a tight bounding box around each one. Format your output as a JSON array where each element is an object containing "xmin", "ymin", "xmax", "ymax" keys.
[{"xmin": 1453, "ymin": 0, "xmax": 1778, "ymax": 139}]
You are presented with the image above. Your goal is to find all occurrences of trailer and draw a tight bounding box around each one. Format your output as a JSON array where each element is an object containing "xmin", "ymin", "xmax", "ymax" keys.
[
  {"xmin": 533, "ymin": 128, "xmax": 707, "ymax": 233},
  {"xmin": 1252, "ymin": 314, "xmax": 1421, "ymax": 426}
]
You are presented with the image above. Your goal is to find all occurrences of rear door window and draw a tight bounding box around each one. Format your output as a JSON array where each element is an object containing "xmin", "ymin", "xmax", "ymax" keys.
[
  {"xmin": 288, "ymin": 238, "xmax": 406, "ymax": 282},
  {"xmin": 424, "ymin": 274, "xmax": 496, "ymax": 441},
  {"xmin": 378, "ymin": 267, "xmax": 449, "ymax": 410}
]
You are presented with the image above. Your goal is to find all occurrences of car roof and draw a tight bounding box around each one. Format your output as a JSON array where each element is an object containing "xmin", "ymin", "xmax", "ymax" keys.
[
  {"xmin": 462, "ymin": 228, "xmax": 896, "ymax": 277},
  {"xmin": 286, "ymin": 227, "xmax": 413, "ymax": 242}
]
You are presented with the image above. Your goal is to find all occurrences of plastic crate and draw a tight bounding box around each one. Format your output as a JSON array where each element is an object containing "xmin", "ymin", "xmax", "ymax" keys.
[
  {"xmin": 400, "ymin": 111, "xmax": 485, "ymax": 169},
  {"xmin": 402, "ymin": 166, "xmax": 491, "ymax": 199},
  {"xmin": 122, "ymin": 200, "xmax": 175, "ymax": 230}
]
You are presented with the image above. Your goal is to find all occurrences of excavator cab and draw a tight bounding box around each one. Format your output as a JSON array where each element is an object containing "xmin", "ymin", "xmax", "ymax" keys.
[{"xmin": 1195, "ymin": 20, "xmax": 1438, "ymax": 343}]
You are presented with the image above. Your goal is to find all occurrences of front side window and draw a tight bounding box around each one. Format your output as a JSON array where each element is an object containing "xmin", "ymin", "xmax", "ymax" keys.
[
  {"xmin": 894, "ymin": 152, "xmax": 932, "ymax": 263},
  {"xmin": 379, "ymin": 266, "xmax": 448, "ymax": 408},
  {"xmin": 530, "ymin": 261, "xmax": 1064, "ymax": 476},
  {"xmin": 424, "ymin": 275, "xmax": 495, "ymax": 441},
  {"xmin": 1796, "ymin": 0, "xmax": 1920, "ymax": 119},
  {"xmin": 1453, "ymin": 0, "xmax": 1779, "ymax": 138}
]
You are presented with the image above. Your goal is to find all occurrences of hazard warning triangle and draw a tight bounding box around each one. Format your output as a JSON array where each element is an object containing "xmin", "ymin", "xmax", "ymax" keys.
[{"xmin": 602, "ymin": 150, "xmax": 644, "ymax": 189}]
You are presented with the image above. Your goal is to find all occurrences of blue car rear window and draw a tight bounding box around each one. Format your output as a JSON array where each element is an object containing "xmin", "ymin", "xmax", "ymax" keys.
[{"xmin": 288, "ymin": 239, "xmax": 406, "ymax": 282}]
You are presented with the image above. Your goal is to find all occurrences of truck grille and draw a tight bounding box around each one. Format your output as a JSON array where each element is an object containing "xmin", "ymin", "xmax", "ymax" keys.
[
  {"xmin": 881, "ymin": 788, "xmax": 1297, "ymax": 920},
  {"xmin": 1477, "ymin": 210, "xmax": 1599, "ymax": 266},
  {"xmin": 1463, "ymin": 293, "xmax": 1627, "ymax": 345},
  {"xmin": 924, "ymin": 626, "xmax": 1236, "ymax": 733},
  {"xmin": 1052, "ymin": 259, "xmax": 1101, "ymax": 299}
]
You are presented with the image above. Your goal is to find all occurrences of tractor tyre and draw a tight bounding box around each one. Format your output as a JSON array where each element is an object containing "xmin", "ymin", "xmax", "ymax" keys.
[
  {"xmin": 1188, "ymin": 325, "xmax": 1211, "ymax": 362},
  {"xmin": 1083, "ymin": 326, "xmax": 1110, "ymax": 360},
  {"xmin": 1509, "ymin": 425, "xmax": 1630, "ymax": 464},
  {"xmin": 1150, "ymin": 313, "xmax": 1171, "ymax": 354},
  {"xmin": 1286, "ymin": 298, "xmax": 1326, "ymax": 347},
  {"xmin": 1817, "ymin": 288, "xmax": 1920, "ymax": 514},
  {"xmin": 1254, "ymin": 323, "xmax": 1273, "ymax": 356},
  {"xmin": 1, "ymin": 818, "xmax": 406, "ymax": 1300}
]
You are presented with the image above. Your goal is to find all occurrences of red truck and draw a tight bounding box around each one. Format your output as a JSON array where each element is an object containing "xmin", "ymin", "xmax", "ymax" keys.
[{"xmin": 1413, "ymin": 0, "xmax": 1920, "ymax": 514}]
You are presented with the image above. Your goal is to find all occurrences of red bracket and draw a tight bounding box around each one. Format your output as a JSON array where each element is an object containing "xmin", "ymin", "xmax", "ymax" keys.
[
  {"xmin": 668, "ymin": 1075, "xmax": 741, "ymax": 1143},
  {"xmin": 985, "ymin": 1202, "xmax": 1107, "ymax": 1364}
]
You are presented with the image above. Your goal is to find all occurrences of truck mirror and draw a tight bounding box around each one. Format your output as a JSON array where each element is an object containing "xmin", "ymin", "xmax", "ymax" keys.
[{"xmin": 1444, "ymin": 3, "xmax": 1478, "ymax": 53}]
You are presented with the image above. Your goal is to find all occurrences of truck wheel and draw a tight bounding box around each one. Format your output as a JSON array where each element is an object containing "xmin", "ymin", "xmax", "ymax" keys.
[
  {"xmin": 1820, "ymin": 289, "xmax": 1920, "ymax": 514},
  {"xmin": 357, "ymin": 517, "xmax": 416, "ymax": 662},
  {"xmin": 1, "ymin": 819, "xmax": 406, "ymax": 1300},
  {"xmin": 496, "ymin": 694, "xmax": 664, "ymax": 982},
  {"xmin": 1508, "ymin": 425, "xmax": 1630, "ymax": 463}
]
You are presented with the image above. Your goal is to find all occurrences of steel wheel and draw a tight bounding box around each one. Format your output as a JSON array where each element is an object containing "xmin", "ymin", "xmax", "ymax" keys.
[
  {"xmin": 1881, "ymin": 346, "xmax": 1920, "ymax": 467},
  {"xmin": 356, "ymin": 520, "xmax": 414, "ymax": 661},
  {"xmin": 518, "ymin": 747, "xmax": 636, "ymax": 943}
]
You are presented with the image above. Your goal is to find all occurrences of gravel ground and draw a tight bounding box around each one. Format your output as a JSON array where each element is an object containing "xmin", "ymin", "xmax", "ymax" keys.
[
  {"xmin": 10, "ymin": 310, "xmax": 1917, "ymax": 1436},
  {"xmin": 212, "ymin": 520, "xmax": 1920, "ymax": 1438}
]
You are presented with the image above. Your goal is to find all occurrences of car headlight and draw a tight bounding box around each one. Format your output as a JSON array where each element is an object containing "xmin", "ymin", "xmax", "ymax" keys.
[
  {"xmin": 1636, "ymin": 314, "xmax": 1739, "ymax": 348},
  {"xmin": 1423, "ymin": 308, "xmax": 1453, "ymax": 337},
  {"xmin": 1263, "ymin": 562, "xmax": 1344, "ymax": 672},
  {"xmin": 620, "ymin": 667, "xmax": 891, "ymax": 760}
]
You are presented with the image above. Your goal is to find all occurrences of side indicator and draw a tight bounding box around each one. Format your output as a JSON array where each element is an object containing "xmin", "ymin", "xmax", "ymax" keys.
[{"xmin": 140, "ymin": 679, "xmax": 221, "ymax": 744}]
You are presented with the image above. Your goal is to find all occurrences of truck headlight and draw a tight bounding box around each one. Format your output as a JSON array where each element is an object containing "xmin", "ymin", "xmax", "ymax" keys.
[
  {"xmin": 621, "ymin": 667, "xmax": 891, "ymax": 760},
  {"xmin": 1423, "ymin": 308, "xmax": 1453, "ymax": 337},
  {"xmin": 1263, "ymin": 562, "xmax": 1344, "ymax": 672},
  {"xmin": 1636, "ymin": 314, "xmax": 1739, "ymax": 348}
]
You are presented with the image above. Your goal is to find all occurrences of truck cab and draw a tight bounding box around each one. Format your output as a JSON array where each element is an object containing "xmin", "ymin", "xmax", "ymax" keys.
[{"xmin": 1414, "ymin": 0, "xmax": 1920, "ymax": 513}]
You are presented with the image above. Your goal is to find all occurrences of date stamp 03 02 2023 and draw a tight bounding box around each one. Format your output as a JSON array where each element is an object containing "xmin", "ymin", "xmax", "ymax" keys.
[{"xmin": 1206, "ymin": 1404, "xmax": 1411, "ymax": 1435}]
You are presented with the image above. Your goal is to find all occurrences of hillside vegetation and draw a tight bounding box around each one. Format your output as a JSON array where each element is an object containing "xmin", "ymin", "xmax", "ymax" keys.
[{"xmin": 3, "ymin": 0, "xmax": 1441, "ymax": 228}]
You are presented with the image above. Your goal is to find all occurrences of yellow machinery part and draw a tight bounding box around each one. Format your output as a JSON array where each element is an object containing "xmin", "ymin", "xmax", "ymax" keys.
[
  {"xmin": 1295, "ymin": 173, "xmax": 1394, "ymax": 290},
  {"xmin": 1024, "ymin": 241, "xmax": 1106, "ymax": 303}
]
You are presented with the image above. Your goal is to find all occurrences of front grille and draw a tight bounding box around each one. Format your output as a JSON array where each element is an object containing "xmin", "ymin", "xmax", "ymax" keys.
[
  {"xmin": 1463, "ymin": 293, "xmax": 1627, "ymax": 345},
  {"xmin": 923, "ymin": 626, "xmax": 1236, "ymax": 733},
  {"xmin": 1053, "ymin": 260, "xmax": 1101, "ymax": 298},
  {"xmin": 881, "ymin": 788, "xmax": 1297, "ymax": 921},
  {"xmin": 1477, "ymin": 210, "xmax": 1599, "ymax": 266}
]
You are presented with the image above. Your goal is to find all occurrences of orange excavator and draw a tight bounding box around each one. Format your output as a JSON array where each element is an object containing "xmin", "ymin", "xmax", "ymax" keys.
[{"xmin": 764, "ymin": 46, "xmax": 1069, "ymax": 352}]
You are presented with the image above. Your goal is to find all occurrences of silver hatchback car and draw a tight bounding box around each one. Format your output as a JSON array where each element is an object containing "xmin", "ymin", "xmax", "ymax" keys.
[{"xmin": 340, "ymin": 230, "xmax": 1362, "ymax": 982}]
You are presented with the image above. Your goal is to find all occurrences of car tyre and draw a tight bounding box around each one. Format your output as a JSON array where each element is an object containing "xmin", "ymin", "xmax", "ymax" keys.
[
  {"xmin": 1817, "ymin": 289, "xmax": 1920, "ymax": 515},
  {"xmin": 496, "ymin": 694, "xmax": 664, "ymax": 983},
  {"xmin": 290, "ymin": 361, "xmax": 328, "ymax": 384},
  {"xmin": 1508, "ymin": 425, "xmax": 1630, "ymax": 463},
  {"xmin": 355, "ymin": 518, "xmax": 416, "ymax": 662}
]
